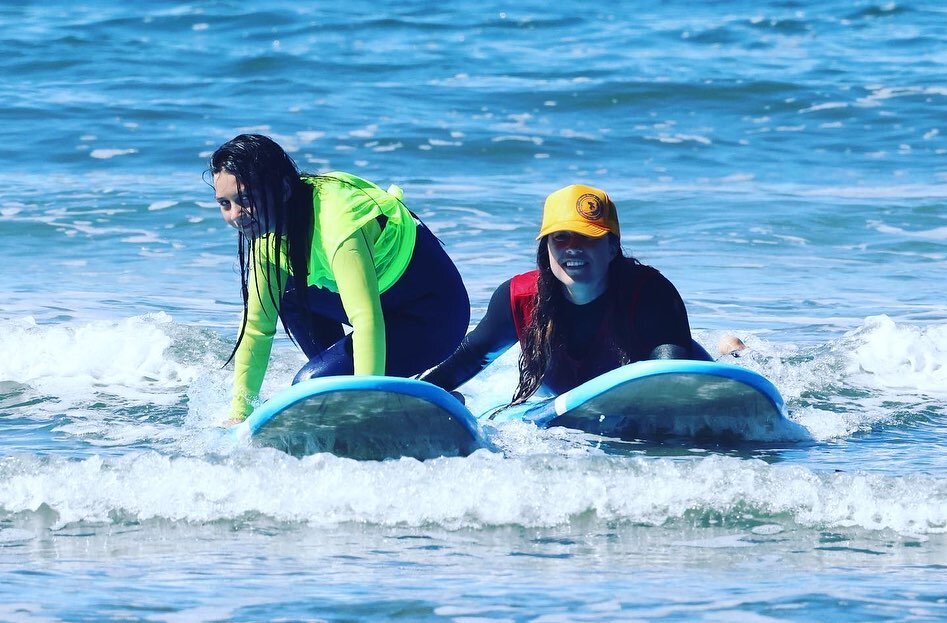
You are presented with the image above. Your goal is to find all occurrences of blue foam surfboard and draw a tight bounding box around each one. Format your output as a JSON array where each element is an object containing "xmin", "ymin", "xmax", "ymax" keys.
[
  {"xmin": 230, "ymin": 376, "xmax": 485, "ymax": 460},
  {"xmin": 485, "ymin": 360, "xmax": 807, "ymax": 442}
]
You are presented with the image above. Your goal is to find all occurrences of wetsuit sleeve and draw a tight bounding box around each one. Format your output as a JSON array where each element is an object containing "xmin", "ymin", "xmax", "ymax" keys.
[
  {"xmin": 331, "ymin": 226, "xmax": 386, "ymax": 376},
  {"xmin": 419, "ymin": 279, "xmax": 518, "ymax": 391},
  {"xmin": 230, "ymin": 244, "xmax": 287, "ymax": 421},
  {"xmin": 633, "ymin": 271, "xmax": 693, "ymax": 354}
]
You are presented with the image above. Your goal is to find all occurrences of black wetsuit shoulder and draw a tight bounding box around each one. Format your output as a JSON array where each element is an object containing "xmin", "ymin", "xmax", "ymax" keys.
[{"xmin": 622, "ymin": 262, "xmax": 692, "ymax": 356}]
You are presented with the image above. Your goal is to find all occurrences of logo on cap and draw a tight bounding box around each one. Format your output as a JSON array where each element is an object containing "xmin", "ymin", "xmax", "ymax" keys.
[{"xmin": 575, "ymin": 193, "xmax": 605, "ymax": 220}]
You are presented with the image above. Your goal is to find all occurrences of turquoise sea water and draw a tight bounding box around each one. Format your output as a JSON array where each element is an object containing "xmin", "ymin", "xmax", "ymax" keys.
[{"xmin": 1, "ymin": 1, "xmax": 946, "ymax": 621}]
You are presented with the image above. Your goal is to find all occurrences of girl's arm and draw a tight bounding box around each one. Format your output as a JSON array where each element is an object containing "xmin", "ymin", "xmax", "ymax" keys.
[
  {"xmin": 230, "ymin": 242, "xmax": 288, "ymax": 420},
  {"xmin": 332, "ymin": 227, "xmax": 386, "ymax": 375}
]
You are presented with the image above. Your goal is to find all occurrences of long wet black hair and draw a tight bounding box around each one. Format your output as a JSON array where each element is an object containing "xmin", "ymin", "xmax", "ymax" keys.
[
  {"xmin": 209, "ymin": 134, "xmax": 313, "ymax": 364},
  {"xmin": 510, "ymin": 234, "xmax": 641, "ymax": 404}
]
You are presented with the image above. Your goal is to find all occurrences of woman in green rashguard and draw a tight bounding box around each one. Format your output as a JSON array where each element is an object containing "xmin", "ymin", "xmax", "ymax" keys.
[{"xmin": 210, "ymin": 134, "xmax": 469, "ymax": 422}]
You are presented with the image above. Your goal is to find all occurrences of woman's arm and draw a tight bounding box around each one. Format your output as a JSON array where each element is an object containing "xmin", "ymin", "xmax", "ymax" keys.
[
  {"xmin": 230, "ymin": 240, "xmax": 288, "ymax": 420},
  {"xmin": 332, "ymin": 227, "xmax": 386, "ymax": 375}
]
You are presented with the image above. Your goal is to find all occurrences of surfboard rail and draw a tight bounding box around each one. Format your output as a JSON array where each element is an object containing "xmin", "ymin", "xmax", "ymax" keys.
[
  {"xmin": 545, "ymin": 359, "xmax": 785, "ymax": 426},
  {"xmin": 231, "ymin": 376, "xmax": 485, "ymax": 460},
  {"xmin": 484, "ymin": 360, "xmax": 802, "ymax": 442}
]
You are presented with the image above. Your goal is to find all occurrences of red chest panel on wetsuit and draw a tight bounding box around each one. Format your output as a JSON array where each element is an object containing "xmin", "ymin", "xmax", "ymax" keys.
[
  {"xmin": 509, "ymin": 270, "xmax": 540, "ymax": 341},
  {"xmin": 508, "ymin": 267, "xmax": 658, "ymax": 393}
]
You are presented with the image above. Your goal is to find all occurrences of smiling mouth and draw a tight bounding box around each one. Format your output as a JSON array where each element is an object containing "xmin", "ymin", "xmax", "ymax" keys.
[{"xmin": 562, "ymin": 259, "xmax": 588, "ymax": 268}]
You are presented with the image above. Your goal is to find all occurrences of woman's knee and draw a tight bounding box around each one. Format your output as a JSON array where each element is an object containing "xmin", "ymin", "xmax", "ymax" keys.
[{"xmin": 292, "ymin": 337, "xmax": 354, "ymax": 383}]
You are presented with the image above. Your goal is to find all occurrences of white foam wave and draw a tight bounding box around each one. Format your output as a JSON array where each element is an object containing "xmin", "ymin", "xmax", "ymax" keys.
[
  {"xmin": 646, "ymin": 133, "xmax": 712, "ymax": 145},
  {"xmin": 706, "ymin": 318, "xmax": 946, "ymax": 440},
  {"xmin": 147, "ymin": 200, "xmax": 178, "ymax": 211},
  {"xmin": 789, "ymin": 405, "xmax": 874, "ymax": 442},
  {"xmin": 0, "ymin": 453, "xmax": 943, "ymax": 535},
  {"xmin": 868, "ymin": 220, "xmax": 947, "ymax": 241},
  {"xmin": 799, "ymin": 101, "xmax": 848, "ymax": 113},
  {"xmin": 857, "ymin": 85, "xmax": 947, "ymax": 108},
  {"xmin": 0, "ymin": 314, "xmax": 203, "ymax": 404},
  {"xmin": 846, "ymin": 315, "xmax": 947, "ymax": 396},
  {"xmin": 89, "ymin": 148, "xmax": 138, "ymax": 159}
]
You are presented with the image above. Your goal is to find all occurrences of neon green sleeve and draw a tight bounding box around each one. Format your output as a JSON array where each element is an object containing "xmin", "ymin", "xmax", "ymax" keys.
[
  {"xmin": 230, "ymin": 239, "xmax": 288, "ymax": 421},
  {"xmin": 331, "ymin": 227, "xmax": 386, "ymax": 376}
]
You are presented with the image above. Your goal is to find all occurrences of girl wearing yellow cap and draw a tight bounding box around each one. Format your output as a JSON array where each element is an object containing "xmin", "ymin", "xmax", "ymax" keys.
[
  {"xmin": 210, "ymin": 134, "xmax": 469, "ymax": 422},
  {"xmin": 420, "ymin": 184, "xmax": 710, "ymax": 404}
]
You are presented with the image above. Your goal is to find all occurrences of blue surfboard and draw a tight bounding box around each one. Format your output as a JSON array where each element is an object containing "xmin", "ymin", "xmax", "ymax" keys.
[
  {"xmin": 230, "ymin": 376, "xmax": 486, "ymax": 461},
  {"xmin": 486, "ymin": 360, "xmax": 807, "ymax": 442}
]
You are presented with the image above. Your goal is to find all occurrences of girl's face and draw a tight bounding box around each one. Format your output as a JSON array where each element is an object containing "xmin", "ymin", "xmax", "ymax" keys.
[
  {"xmin": 546, "ymin": 231, "xmax": 616, "ymax": 288},
  {"xmin": 214, "ymin": 170, "xmax": 258, "ymax": 233}
]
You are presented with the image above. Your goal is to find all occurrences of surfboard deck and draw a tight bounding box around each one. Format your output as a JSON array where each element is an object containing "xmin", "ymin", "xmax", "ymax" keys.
[
  {"xmin": 230, "ymin": 376, "xmax": 485, "ymax": 461},
  {"xmin": 485, "ymin": 360, "xmax": 807, "ymax": 442}
]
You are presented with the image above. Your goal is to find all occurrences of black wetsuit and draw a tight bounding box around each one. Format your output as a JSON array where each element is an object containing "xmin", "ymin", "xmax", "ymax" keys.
[{"xmin": 421, "ymin": 261, "xmax": 704, "ymax": 395}]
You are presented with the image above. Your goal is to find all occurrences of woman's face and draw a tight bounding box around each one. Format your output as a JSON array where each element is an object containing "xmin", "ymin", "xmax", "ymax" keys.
[
  {"xmin": 214, "ymin": 170, "xmax": 259, "ymax": 233},
  {"xmin": 547, "ymin": 231, "xmax": 617, "ymax": 288}
]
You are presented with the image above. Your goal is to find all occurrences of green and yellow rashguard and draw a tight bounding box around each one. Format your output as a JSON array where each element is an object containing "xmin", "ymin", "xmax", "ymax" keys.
[
  {"xmin": 230, "ymin": 228, "xmax": 390, "ymax": 420},
  {"xmin": 228, "ymin": 172, "xmax": 469, "ymax": 422}
]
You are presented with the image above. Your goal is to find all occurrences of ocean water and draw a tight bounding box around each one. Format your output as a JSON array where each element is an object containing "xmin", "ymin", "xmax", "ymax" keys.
[{"xmin": 1, "ymin": 1, "xmax": 946, "ymax": 621}]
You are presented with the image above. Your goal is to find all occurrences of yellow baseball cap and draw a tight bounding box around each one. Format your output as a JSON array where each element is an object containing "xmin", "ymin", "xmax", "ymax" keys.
[{"xmin": 536, "ymin": 184, "xmax": 621, "ymax": 240}]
